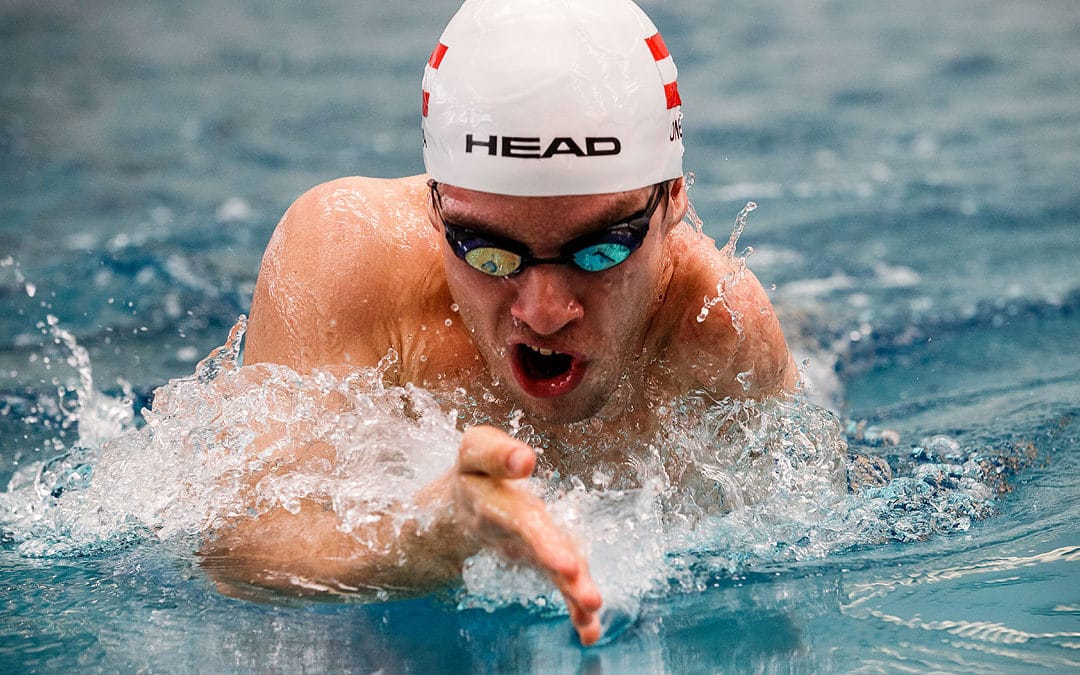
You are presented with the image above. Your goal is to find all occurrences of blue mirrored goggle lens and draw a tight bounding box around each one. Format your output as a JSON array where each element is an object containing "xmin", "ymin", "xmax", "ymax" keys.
[{"xmin": 572, "ymin": 242, "xmax": 634, "ymax": 272}]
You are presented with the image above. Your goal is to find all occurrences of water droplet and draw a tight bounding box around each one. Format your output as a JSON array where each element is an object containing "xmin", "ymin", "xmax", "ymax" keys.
[
  {"xmin": 444, "ymin": 318, "xmax": 453, "ymax": 327},
  {"xmin": 376, "ymin": 348, "xmax": 400, "ymax": 374},
  {"xmin": 419, "ymin": 354, "xmax": 428, "ymax": 362},
  {"xmin": 736, "ymin": 370, "xmax": 753, "ymax": 391},
  {"xmin": 450, "ymin": 303, "xmax": 459, "ymax": 312}
]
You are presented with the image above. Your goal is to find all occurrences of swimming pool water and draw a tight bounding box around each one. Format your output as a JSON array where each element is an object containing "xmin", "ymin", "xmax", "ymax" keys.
[{"xmin": 3, "ymin": 0, "xmax": 1079, "ymax": 672}]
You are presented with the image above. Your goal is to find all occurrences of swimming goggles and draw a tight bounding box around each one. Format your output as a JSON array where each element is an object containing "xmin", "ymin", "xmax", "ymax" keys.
[{"xmin": 428, "ymin": 179, "xmax": 665, "ymax": 277}]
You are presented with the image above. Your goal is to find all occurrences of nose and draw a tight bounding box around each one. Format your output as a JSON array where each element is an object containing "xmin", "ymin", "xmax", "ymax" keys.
[{"xmin": 509, "ymin": 266, "xmax": 584, "ymax": 335}]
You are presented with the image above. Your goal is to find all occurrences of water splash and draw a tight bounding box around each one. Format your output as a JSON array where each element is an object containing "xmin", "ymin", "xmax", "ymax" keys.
[
  {"xmin": 722, "ymin": 201, "xmax": 757, "ymax": 256},
  {"xmin": 735, "ymin": 370, "xmax": 754, "ymax": 392},
  {"xmin": 695, "ymin": 278, "xmax": 727, "ymax": 323},
  {"xmin": 0, "ymin": 316, "xmax": 1022, "ymax": 639},
  {"xmin": 193, "ymin": 315, "xmax": 246, "ymax": 384},
  {"xmin": 2, "ymin": 255, "xmax": 38, "ymax": 299},
  {"xmin": 695, "ymin": 202, "xmax": 757, "ymax": 325},
  {"xmin": 2, "ymin": 315, "xmax": 462, "ymax": 557}
]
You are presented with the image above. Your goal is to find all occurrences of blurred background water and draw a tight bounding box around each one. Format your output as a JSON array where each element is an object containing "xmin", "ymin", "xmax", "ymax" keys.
[{"xmin": 2, "ymin": 0, "xmax": 1078, "ymax": 672}]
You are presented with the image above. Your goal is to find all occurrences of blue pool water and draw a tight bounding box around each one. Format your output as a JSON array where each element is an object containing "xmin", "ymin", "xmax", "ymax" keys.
[{"xmin": 3, "ymin": 0, "xmax": 1079, "ymax": 672}]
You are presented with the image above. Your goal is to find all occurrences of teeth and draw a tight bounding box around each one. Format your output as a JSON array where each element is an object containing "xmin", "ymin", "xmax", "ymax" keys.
[{"xmin": 527, "ymin": 345, "xmax": 555, "ymax": 356}]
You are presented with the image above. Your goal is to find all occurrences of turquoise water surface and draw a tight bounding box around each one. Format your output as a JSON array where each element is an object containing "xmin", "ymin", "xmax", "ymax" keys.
[{"xmin": 3, "ymin": 1, "xmax": 1079, "ymax": 672}]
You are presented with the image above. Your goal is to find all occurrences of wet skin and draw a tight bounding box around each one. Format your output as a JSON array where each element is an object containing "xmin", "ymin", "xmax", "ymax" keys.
[
  {"xmin": 228, "ymin": 174, "xmax": 796, "ymax": 645},
  {"xmin": 431, "ymin": 180, "xmax": 681, "ymax": 424}
]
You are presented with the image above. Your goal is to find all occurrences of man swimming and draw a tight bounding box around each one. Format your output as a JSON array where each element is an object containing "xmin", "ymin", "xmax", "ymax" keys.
[{"xmin": 215, "ymin": 0, "xmax": 796, "ymax": 646}]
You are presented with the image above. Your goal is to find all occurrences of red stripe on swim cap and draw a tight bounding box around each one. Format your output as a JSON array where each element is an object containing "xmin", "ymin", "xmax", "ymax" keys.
[
  {"xmin": 646, "ymin": 33, "xmax": 680, "ymax": 109},
  {"xmin": 422, "ymin": 43, "xmax": 448, "ymax": 117},
  {"xmin": 644, "ymin": 33, "xmax": 670, "ymax": 61},
  {"xmin": 428, "ymin": 42, "xmax": 449, "ymax": 69},
  {"xmin": 664, "ymin": 81, "xmax": 681, "ymax": 109}
]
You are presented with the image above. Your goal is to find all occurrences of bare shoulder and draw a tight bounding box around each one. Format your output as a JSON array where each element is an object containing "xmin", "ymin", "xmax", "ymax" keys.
[
  {"xmin": 658, "ymin": 224, "xmax": 795, "ymax": 397},
  {"xmin": 245, "ymin": 175, "xmax": 442, "ymax": 371},
  {"xmin": 286, "ymin": 174, "xmax": 439, "ymax": 255}
]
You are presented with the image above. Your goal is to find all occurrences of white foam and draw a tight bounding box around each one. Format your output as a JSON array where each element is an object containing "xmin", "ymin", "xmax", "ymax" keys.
[{"xmin": 0, "ymin": 316, "xmax": 1008, "ymax": 636}]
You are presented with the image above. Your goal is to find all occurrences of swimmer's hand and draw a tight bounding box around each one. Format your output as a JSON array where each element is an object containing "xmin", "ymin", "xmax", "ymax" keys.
[{"xmin": 452, "ymin": 425, "xmax": 603, "ymax": 646}]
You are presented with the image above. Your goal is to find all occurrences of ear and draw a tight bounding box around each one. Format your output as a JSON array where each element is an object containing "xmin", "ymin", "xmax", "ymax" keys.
[{"xmin": 662, "ymin": 176, "xmax": 689, "ymax": 233}]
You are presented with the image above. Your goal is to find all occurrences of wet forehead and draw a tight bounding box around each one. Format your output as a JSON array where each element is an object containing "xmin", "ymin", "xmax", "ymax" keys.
[{"xmin": 437, "ymin": 184, "xmax": 654, "ymax": 243}]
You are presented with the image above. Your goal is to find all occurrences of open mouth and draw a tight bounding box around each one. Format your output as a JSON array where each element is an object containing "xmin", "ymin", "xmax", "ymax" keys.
[{"xmin": 510, "ymin": 344, "xmax": 586, "ymax": 398}]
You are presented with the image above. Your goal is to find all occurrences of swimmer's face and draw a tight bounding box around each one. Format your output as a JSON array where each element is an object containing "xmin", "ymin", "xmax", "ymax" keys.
[{"xmin": 431, "ymin": 180, "xmax": 686, "ymax": 422}]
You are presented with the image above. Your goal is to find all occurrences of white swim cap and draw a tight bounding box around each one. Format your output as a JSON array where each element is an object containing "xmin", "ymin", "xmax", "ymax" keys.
[{"xmin": 422, "ymin": 0, "xmax": 684, "ymax": 196}]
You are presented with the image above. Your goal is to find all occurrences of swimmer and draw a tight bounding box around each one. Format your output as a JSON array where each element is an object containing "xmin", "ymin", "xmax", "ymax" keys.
[{"xmin": 211, "ymin": 0, "xmax": 796, "ymax": 646}]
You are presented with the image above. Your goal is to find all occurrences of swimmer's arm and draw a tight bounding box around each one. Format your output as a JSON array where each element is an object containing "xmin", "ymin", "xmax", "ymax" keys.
[
  {"xmin": 202, "ymin": 483, "xmax": 472, "ymax": 593},
  {"xmin": 195, "ymin": 363, "xmax": 465, "ymax": 592},
  {"xmin": 203, "ymin": 425, "xmax": 602, "ymax": 645}
]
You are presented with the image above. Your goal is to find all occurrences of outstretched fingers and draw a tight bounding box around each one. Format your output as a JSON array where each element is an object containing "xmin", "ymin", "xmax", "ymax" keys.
[
  {"xmin": 455, "ymin": 425, "xmax": 604, "ymax": 646},
  {"xmin": 553, "ymin": 554, "xmax": 603, "ymax": 646},
  {"xmin": 458, "ymin": 425, "xmax": 536, "ymax": 479},
  {"xmin": 569, "ymin": 597, "xmax": 603, "ymax": 646},
  {"xmin": 458, "ymin": 472, "xmax": 603, "ymax": 645},
  {"xmin": 502, "ymin": 503, "xmax": 603, "ymax": 645}
]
